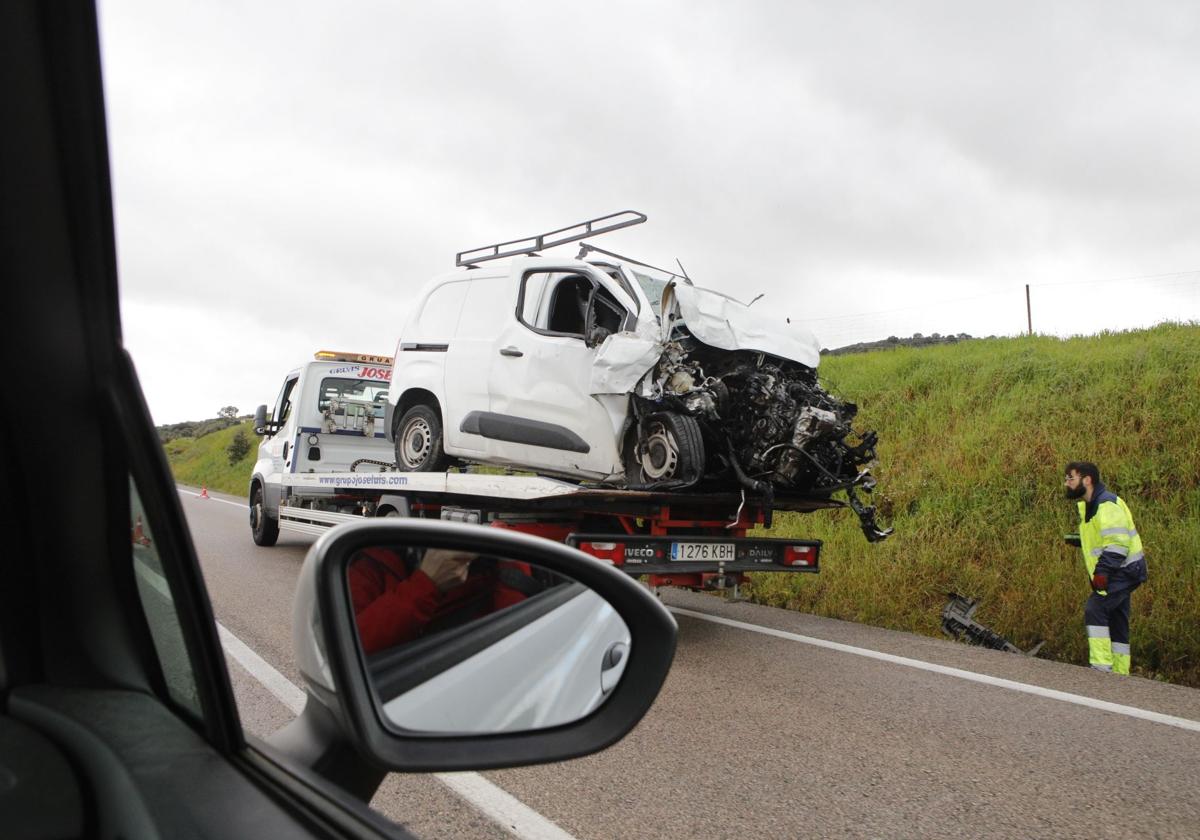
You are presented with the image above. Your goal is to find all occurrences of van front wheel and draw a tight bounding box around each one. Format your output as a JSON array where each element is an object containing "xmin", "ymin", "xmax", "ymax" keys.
[
  {"xmin": 395, "ymin": 405, "xmax": 450, "ymax": 472},
  {"xmin": 250, "ymin": 485, "xmax": 280, "ymax": 546}
]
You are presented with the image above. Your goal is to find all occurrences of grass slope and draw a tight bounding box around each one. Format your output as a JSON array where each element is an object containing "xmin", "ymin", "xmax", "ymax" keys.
[
  {"xmin": 161, "ymin": 325, "xmax": 1199, "ymax": 684},
  {"xmin": 163, "ymin": 420, "xmax": 257, "ymax": 497},
  {"xmin": 752, "ymin": 322, "xmax": 1200, "ymax": 686}
]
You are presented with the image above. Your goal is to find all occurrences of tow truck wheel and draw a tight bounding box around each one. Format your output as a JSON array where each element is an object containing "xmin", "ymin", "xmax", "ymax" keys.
[
  {"xmin": 624, "ymin": 412, "xmax": 704, "ymax": 487},
  {"xmin": 250, "ymin": 485, "xmax": 279, "ymax": 546},
  {"xmin": 395, "ymin": 404, "xmax": 450, "ymax": 472}
]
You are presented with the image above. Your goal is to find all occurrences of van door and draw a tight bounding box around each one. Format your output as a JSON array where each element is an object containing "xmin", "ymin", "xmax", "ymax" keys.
[
  {"xmin": 484, "ymin": 267, "xmax": 634, "ymax": 478},
  {"xmin": 444, "ymin": 272, "xmax": 517, "ymax": 454},
  {"xmin": 265, "ymin": 372, "xmax": 300, "ymax": 482}
]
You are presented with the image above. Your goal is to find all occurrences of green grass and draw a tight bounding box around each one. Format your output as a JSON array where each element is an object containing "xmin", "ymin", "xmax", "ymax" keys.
[
  {"xmin": 747, "ymin": 322, "xmax": 1200, "ymax": 687},
  {"xmin": 163, "ymin": 420, "xmax": 257, "ymax": 497}
]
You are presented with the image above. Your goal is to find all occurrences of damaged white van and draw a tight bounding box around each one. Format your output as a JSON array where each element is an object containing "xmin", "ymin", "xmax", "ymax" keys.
[{"xmin": 386, "ymin": 212, "xmax": 890, "ymax": 541}]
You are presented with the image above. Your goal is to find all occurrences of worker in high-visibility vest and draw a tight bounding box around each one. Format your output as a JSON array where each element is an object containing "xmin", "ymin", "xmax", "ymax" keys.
[{"xmin": 1063, "ymin": 462, "xmax": 1148, "ymax": 674}]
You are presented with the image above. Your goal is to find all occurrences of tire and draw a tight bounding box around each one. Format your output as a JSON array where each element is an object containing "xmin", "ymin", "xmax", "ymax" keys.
[
  {"xmin": 623, "ymin": 412, "xmax": 704, "ymax": 488},
  {"xmin": 394, "ymin": 404, "xmax": 450, "ymax": 472},
  {"xmin": 250, "ymin": 484, "xmax": 279, "ymax": 547}
]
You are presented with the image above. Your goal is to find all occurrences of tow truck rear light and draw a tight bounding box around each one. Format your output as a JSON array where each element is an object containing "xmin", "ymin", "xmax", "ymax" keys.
[
  {"xmin": 314, "ymin": 350, "xmax": 394, "ymax": 365},
  {"xmin": 783, "ymin": 545, "xmax": 816, "ymax": 566},
  {"xmin": 575, "ymin": 541, "xmax": 624, "ymax": 565}
]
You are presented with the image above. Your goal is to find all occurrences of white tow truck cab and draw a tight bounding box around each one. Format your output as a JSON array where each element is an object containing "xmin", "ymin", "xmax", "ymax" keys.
[{"xmin": 249, "ymin": 351, "xmax": 399, "ymax": 545}]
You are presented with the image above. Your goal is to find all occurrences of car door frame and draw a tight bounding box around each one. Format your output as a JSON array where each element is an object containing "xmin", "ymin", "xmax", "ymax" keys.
[
  {"xmin": 1, "ymin": 4, "xmax": 417, "ymax": 837},
  {"xmin": 481, "ymin": 263, "xmax": 640, "ymax": 477}
]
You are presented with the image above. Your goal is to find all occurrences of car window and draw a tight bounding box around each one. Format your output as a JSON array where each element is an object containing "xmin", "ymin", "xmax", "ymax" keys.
[
  {"xmin": 519, "ymin": 271, "xmax": 593, "ymax": 336},
  {"xmin": 630, "ymin": 268, "xmax": 668, "ymax": 317},
  {"xmin": 317, "ymin": 377, "xmax": 389, "ymax": 414},
  {"xmin": 128, "ymin": 476, "xmax": 203, "ymax": 721},
  {"xmin": 591, "ymin": 284, "xmax": 627, "ymax": 334},
  {"xmin": 273, "ymin": 375, "xmax": 298, "ymax": 425}
]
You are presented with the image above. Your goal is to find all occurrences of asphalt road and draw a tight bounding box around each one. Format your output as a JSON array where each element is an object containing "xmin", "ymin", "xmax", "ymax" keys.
[{"xmin": 179, "ymin": 486, "xmax": 1200, "ymax": 839}]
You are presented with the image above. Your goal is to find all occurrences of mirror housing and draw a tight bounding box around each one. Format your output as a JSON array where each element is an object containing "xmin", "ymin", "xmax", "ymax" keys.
[
  {"xmin": 253, "ymin": 404, "xmax": 269, "ymax": 435},
  {"xmin": 275, "ymin": 519, "xmax": 676, "ymax": 792}
]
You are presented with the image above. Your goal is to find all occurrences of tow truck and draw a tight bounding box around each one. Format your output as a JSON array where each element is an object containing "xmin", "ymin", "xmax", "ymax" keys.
[{"xmin": 250, "ymin": 351, "xmax": 843, "ymax": 592}]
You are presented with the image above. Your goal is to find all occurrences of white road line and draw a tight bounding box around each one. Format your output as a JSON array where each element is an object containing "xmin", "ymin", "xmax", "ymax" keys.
[
  {"xmin": 178, "ymin": 487, "xmax": 245, "ymax": 508},
  {"xmin": 436, "ymin": 773, "xmax": 577, "ymax": 840},
  {"xmin": 216, "ymin": 624, "xmax": 307, "ymax": 715},
  {"xmin": 138, "ymin": 544, "xmax": 575, "ymax": 839},
  {"xmin": 670, "ymin": 607, "xmax": 1200, "ymax": 734}
]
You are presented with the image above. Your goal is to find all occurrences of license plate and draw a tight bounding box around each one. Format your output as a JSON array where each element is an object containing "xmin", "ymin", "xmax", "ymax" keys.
[{"xmin": 670, "ymin": 541, "xmax": 736, "ymax": 562}]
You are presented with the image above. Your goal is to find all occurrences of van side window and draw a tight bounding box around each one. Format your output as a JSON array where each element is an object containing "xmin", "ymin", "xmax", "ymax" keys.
[{"xmin": 519, "ymin": 271, "xmax": 595, "ymax": 337}]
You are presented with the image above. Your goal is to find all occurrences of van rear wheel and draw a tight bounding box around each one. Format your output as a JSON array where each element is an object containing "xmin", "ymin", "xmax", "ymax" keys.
[
  {"xmin": 250, "ymin": 485, "xmax": 279, "ymax": 546},
  {"xmin": 395, "ymin": 404, "xmax": 450, "ymax": 472}
]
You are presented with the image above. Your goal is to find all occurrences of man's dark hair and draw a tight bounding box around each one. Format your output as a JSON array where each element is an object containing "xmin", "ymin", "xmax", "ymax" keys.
[{"xmin": 1065, "ymin": 461, "xmax": 1101, "ymax": 484}]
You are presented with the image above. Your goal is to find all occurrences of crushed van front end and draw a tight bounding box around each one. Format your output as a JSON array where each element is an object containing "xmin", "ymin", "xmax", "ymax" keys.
[{"xmin": 621, "ymin": 289, "xmax": 891, "ymax": 542}]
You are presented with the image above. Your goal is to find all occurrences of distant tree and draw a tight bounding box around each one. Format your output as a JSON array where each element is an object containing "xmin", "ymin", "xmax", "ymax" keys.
[
  {"xmin": 218, "ymin": 405, "xmax": 239, "ymax": 421},
  {"xmin": 226, "ymin": 430, "xmax": 252, "ymax": 465}
]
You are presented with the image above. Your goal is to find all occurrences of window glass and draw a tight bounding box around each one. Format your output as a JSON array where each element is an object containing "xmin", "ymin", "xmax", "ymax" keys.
[
  {"xmin": 519, "ymin": 271, "xmax": 593, "ymax": 336},
  {"xmin": 591, "ymin": 284, "xmax": 627, "ymax": 334},
  {"xmin": 630, "ymin": 268, "xmax": 668, "ymax": 317},
  {"xmin": 273, "ymin": 376, "xmax": 298, "ymax": 425},
  {"xmin": 317, "ymin": 377, "xmax": 390, "ymax": 413},
  {"xmin": 318, "ymin": 377, "xmax": 389, "ymax": 433},
  {"xmin": 128, "ymin": 476, "xmax": 203, "ymax": 719},
  {"xmin": 519, "ymin": 272, "xmax": 550, "ymax": 327}
]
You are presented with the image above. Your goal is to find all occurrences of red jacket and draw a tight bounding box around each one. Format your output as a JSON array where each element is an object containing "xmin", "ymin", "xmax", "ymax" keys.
[{"xmin": 348, "ymin": 547, "xmax": 528, "ymax": 654}]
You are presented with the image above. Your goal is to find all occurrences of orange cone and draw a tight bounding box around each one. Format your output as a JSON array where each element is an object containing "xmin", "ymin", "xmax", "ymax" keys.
[
  {"xmin": 200, "ymin": 485, "xmax": 209, "ymax": 499},
  {"xmin": 132, "ymin": 516, "xmax": 151, "ymax": 546}
]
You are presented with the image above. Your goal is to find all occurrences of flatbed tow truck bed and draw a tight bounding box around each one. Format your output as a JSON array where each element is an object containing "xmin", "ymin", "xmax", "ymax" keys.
[{"xmin": 276, "ymin": 471, "xmax": 839, "ymax": 590}]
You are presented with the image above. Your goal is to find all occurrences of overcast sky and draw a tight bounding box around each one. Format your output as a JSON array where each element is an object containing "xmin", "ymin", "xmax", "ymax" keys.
[{"xmin": 97, "ymin": 1, "xmax": 1200, "ymax": 423}]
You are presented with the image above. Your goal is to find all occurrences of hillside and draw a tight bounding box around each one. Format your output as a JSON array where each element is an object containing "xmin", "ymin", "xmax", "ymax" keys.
[
  {"xmin": 162, "ymin": 420, "xmax": 257, "ymax": 497},
  {"xmin": 754, "ymin": 322, "xmax": 1200, "ymax": 686},
  {"xmin": 160, "ymin": 324, "xmax": 1200, "ymax": 685}
]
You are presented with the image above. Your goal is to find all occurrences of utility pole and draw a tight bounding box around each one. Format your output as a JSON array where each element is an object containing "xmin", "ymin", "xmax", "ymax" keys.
[{"xmin": 1026, "ymin": 284, "xmax": 1032, "ymax": 335}]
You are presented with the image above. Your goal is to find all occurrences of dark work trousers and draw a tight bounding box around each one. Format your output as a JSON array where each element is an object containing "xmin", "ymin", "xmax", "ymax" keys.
[{"xmin": 1084, "ymin": 587, "xmax": 1133, "ymax": 673}]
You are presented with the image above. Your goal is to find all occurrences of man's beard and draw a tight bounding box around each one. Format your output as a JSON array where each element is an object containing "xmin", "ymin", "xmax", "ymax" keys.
[{"xmin": 1065, "ymin": 484, "xmax": 1087, "ymax": 500}]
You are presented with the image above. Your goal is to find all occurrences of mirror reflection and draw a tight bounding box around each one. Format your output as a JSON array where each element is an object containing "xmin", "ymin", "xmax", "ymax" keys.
[{"xmin": 347, "ymin": 543, "xmax": 630, "ymax": 734}]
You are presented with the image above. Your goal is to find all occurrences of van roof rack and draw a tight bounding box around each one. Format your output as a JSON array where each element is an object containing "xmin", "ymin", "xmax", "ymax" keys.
[{"xmin": 456, "ymin": 210, "xmax": 647, "ymax": 267}]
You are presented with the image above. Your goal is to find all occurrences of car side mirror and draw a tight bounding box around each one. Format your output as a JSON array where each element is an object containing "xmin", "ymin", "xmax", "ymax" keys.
[
  {"xmin": 253, "ymin": 404, "xmax": 269, "ymax": 436},
  {"xmin": 272, "ymin": 519, "xmax": 676, "ymax": 800}
]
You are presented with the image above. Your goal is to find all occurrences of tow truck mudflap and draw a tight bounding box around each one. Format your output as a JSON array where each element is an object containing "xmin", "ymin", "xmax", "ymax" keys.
[{"xmin": 566, "ymin": 533, "xmax": 821, "ymax": 576}]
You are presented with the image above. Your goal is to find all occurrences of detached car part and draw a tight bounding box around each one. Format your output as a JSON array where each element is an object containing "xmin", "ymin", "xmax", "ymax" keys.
[{"xmin": 940, "ymin": 593, "xmax": 1044, "ymax": 656}]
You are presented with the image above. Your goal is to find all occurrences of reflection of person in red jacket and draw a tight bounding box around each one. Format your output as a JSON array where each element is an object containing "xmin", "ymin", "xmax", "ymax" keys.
[{"xmin": 348, "ymin": 546, "xmax": 533, "ymax": 655}]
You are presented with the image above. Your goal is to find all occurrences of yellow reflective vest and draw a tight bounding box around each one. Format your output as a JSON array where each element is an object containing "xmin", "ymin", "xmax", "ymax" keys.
[{"xmin": 1077, "ymin": 491, "xmax": 1144, "ymax": 581}]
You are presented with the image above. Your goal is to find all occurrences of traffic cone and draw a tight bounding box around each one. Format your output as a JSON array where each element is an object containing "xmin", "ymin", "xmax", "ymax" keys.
[
  {"xmin": 200, "ymin": 485, "xmax": 209, "ymax": 499},
  {"xmin": 132, "ymin": 516, "xmax": 151, "ymax": 546}
]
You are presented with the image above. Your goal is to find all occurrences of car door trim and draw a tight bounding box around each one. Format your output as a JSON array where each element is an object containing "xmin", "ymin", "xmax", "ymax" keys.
[
  {"xmin": 459, "ymin": 411, "xmax": 591, "ymax": 454},
  {"xmin": 399, "ymin": 343, "xmax": 449, "ymax": 352}
]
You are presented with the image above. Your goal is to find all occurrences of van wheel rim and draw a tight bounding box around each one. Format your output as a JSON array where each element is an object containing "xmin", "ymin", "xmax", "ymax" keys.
[
  {"xmin": 640, "ymin": 421, "xmax": 679, "ymax": 480},
  {"xmin": 401, "ymin": 418, "xmax": 433, "ymax": 467}
]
